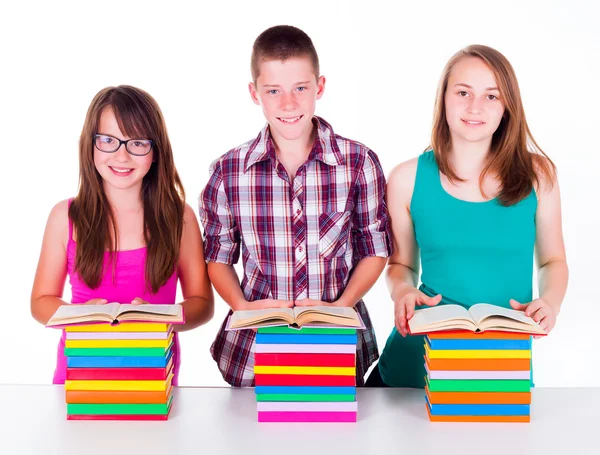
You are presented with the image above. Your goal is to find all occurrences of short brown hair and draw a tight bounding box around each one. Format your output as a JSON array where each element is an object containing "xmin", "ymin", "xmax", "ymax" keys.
[{"xmin": 251, "ymin": 25, "xmax": 319, "ymax": 83}]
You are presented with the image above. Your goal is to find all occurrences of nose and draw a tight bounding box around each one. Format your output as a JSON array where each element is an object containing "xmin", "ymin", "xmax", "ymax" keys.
[
  {"xmin": 468, "ymin": 97, "xmax": 484, "ymax": 115},
  {"xmin": 113, "ymin": 143, "xmax": 131, "ymax": 161},
  {"xmin": 281, "ymin": 92, "xmax": 297, "ymax": 111}
]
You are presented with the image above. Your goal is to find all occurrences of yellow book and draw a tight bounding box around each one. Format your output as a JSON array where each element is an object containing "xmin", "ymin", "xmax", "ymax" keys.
[
  {"xmin": 65, "ymin": 322, "xmax": 170, "ymax": 333},
  {"xmin": 254, "ymin": 366, "xmax": 356, "ymax": 376},
  {"xmin": 65, "ymin": 373, "xmax": 173, "ymax": 391},
  {"xmin": 65, "ymin": 334, "xmax": 173, "ymax": 348},
  {"xmin": 425, "ymin": 344, "xmax": 531, "ymax": 359}
]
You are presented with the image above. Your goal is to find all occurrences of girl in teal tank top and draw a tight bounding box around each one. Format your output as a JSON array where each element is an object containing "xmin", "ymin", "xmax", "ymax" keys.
[{"xmin": 369, "ymin": 45, "xmax": 568, "ymax": 387}]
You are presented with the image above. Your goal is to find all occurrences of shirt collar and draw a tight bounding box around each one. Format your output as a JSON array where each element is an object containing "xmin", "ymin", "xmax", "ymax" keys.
[{"xmin": 244, "ymin": 116, "xmax": 344, "ymax": 172}]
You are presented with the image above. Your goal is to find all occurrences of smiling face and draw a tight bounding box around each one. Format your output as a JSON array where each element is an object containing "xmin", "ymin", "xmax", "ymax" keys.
[
  {"xmin": 444, "ymin": 56, "xmax": 505, "ymax": 146},
  {"xmin": 93, "ymin": 107, "xmax": 154, "ymax": 193},
  {"xmin": 249, "ymin": 56, "xmax": 325, "ymax": 145}
]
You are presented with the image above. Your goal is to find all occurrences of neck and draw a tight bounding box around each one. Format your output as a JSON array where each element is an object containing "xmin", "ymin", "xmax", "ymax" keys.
[
  {"xmin": 270, "ymin": 123, "xmax": 317, "ymax": 163},
  {"xmin": 103, "ymin": 182, "xmax": 143, "ymax": 213},
  {"xmin": 448, "ymin": 135, "xmax": 493, "ymax": 179}
]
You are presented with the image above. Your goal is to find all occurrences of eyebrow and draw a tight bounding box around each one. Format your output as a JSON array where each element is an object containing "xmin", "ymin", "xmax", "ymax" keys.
[
  {"xmin": 454, "ymin": 83, "xmax": 499, "ymax": 91},
  {"xmin": 262, "ymin": 81, "xmax": 312, "ymax": 88}
]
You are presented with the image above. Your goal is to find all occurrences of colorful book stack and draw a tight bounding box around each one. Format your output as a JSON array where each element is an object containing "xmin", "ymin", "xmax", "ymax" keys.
[
  {"xmin": 254, "ymin": 326, "xmax": 358, "ymax": 422},
  {"xmin": 425, "ymin": 331, "xmax": 532, "ymax": 422},
  {"xmin": 63, "ymin": 322, "xmax": 174, "ymax": 420}
]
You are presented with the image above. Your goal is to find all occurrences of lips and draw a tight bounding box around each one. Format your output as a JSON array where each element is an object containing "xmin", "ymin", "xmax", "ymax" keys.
[
  {"xmin": 278, "ymin": 115, "xmax": 303, "ymax": 124},
  {"xmin": 109, "ymin": 166, "xmax": 134, "ymax": 177},
  {"xmin": 461, "ymin": 119, "xmax": 485, "ymax": 126}
]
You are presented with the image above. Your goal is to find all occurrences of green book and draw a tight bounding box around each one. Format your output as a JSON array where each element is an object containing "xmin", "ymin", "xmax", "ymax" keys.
[
  {"xmin": 256, "ymin": 394, "xmax": 356, "ymax": 402},
  {"xmin": 257, "ymin": 326, "xmax": 357, "ymax": 335},
  {"xmin": 67, "ymin": 396, "xmax": 173, "ymax": 415},
  {"xmin": 427, "ymin": 377, "xmax": 531, "ymax": 392}
]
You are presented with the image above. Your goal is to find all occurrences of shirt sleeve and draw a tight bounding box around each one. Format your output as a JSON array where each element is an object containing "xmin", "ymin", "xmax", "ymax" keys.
[
  {"xmin": 198, "ymin": 159, "xmax": 240, "ymax": 265},
  {"xmin": 351, "ymin": 149, "xmax": 393, "ymax": 260}
]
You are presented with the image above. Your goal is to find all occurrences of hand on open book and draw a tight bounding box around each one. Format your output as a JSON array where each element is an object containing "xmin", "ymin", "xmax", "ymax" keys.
[
  {"xmin": 510, "ymin": 298, "xmax": 555, "ymax": 337},
  {"xmin": 82, "ymin": 298, "xmax": 108, "ymax": 305},
  {"xmin": 393, "ymin": 287, "xmax": 442, "ymax": 337},
  {"xmin": 131, "ymin": 298, "xmax": 150, "ymax": 305},
  {"xmin": 245, "ymin": 299, "xmax": 294, "ymax": 310}
]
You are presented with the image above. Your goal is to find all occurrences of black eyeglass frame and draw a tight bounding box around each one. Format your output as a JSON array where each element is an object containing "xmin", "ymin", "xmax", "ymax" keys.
[{"xmin": 93, "ymin": 134, "xmax": 154, "ymax": 156}]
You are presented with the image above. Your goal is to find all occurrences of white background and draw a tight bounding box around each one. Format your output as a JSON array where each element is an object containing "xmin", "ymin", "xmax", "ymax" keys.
[{"xmin": 1, "ymin": 0, "xmax": 598, "ymax": 387}]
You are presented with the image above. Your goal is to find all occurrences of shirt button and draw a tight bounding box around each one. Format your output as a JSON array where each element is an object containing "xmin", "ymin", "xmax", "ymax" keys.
[
  {"xmin": 296, "ymin": 209, "xmax": 301, "ymax": 215},
  {"xmin": 298, "ymin": 246, "xmax": 303, "ymax": 252}
]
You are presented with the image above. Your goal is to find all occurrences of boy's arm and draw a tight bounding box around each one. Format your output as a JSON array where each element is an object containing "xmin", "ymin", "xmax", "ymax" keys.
[
  {"xmin": 297, "ymin": 149, "xmax": 392, "ymax": 308},
  {"xmin": 199, "ymin": 160, "xmax": 292, "ymax": 312}
]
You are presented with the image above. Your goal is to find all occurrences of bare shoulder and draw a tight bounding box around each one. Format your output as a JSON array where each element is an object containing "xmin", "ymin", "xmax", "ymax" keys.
[
  {"xmin": 46, "ymin": 199, "xmax": 70, "ymax": 246},
  {"xmin": 183, "ymin": 202, "xmax": 200, "ymax": 225},
  {"xmin": 531, "ymin": 153, "xmax": 558, "ymax": 197},
  {"xmin": 387, "ymin": 156, "xmax": 420, "ymax": 202}
]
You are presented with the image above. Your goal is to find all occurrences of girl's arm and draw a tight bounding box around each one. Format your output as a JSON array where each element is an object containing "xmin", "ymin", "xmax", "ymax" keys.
[
  {"xmin": 386, "ymin": 159, "xmax": 441, "ymax": 336},
  {"xmin": 31, "ymin": 201, "xmax": 106, "ymax": 325},
  {"xmin": 510, "ymin": 166, "xmax": 568, "ymax": 334},
  {"xmin": 173, "ymin": 204, "xmax": 215, "ymax": 332}
]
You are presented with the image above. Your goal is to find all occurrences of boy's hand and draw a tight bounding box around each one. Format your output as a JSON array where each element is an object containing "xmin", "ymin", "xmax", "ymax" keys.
[
  {"xmin": 244, "ymin": 299, "xmax": 294, "ymax": 310},
  {"xmin": 82, "ymin": 298, "xmax": 108, "ymax": 305},
  {"xmin": 394, "ymin": 287, "xmax": 442, "ymax": 337},
  {"xmin": 294, "ymin": 299, "xmax": 332, "ymax": 307},
  {"xmin": 510, "ymin": 298, "xmax": 555, "ymax": 337}
]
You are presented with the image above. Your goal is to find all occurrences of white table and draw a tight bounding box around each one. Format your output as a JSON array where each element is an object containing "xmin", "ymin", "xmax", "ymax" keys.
[{"xmin": 0, "ymin": 385, "xmax": 598, "ymax": 455}]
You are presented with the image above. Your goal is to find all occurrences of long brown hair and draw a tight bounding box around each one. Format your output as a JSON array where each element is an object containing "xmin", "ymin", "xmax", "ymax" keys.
[
  {"xmin": 70, "ymin": 85, "xmax": 185, "ymax": 293},
  {"xmin": 430, "ymin": 44, "xmax": 555, "ymax": 206}
]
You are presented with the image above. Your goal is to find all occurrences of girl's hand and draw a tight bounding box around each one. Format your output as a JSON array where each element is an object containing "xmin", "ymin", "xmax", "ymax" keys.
[
  {"xmin": 131, "ymin": 297, "xmax": 150, "ymax": 305},
  {"xmin": 394, "ymin": 288, "xmax": 442, "ymax": 337},
  {"xmin": 83, "ymin": 298, "xmax": 108, "ymax": 305},
  {"xmin": 510, "ymin": 298, "xmax": 556, "ymax": 337}
]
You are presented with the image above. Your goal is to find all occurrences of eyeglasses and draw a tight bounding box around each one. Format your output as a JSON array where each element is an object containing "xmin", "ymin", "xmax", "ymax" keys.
[{"xmin": 94, "ymin": 134, "xmax": 154, "ymax": 156}]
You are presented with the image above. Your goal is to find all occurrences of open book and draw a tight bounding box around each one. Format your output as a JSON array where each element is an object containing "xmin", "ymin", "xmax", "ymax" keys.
[
  {"xmin": 227, "ymin": 306, "xmax": 363, "ymax": 330},
  {"xmin": 46, "ymin": 303, "xmax": 184, "ymax": 328},
  {"xmin": 408, "ymin": 303, "xmax": 546, "ymax": 335}
]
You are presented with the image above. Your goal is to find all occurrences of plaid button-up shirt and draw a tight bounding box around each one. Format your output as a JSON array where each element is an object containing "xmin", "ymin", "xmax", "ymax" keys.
[{"xmin": 199, "ymin": 117, "xmax": 392, "ymax": 387}]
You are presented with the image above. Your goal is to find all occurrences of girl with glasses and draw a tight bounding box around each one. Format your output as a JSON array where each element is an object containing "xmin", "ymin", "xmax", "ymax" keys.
[{"xmin": 31, "ymin": 85, "xmax": 214, "ymax": 385}]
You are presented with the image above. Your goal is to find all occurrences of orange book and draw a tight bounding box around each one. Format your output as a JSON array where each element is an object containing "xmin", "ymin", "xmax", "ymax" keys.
[
  {"xmin": 66, "ymin": 385, "xmax": 172, "ymax": 404},
  {"xmin": 425, "ymin": 386, "xmax": 531, "ymax": 405},
  {"xmin": 425, "ymin": 355, "xmax": 530, "ymax": 371},
  {"xmin": 426, "ymin": 405, "xmax": 530, "ymax": 422},
  {"xmin": 426, "ymin": 331, "xmax": 531, "ymax": 340}
]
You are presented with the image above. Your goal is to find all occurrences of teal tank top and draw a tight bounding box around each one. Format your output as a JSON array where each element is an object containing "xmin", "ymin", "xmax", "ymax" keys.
[{"xmin": 377, "ymin": 151, "xmax": 537, "ymax": 387}]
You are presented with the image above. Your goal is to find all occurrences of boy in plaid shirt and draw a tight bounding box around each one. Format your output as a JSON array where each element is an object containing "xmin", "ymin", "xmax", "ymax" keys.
[{"xmin": 199, "ymin": 25, "xmax": 391, "ymax": 386}]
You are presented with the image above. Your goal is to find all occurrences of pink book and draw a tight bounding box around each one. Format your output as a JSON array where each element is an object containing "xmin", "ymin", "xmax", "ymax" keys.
[
  {"xmin": 258, "ymin": 411, "xmax": 357, "ymax": 422},
  {"xmin": 425, "ymin": 363, "xmax": 530, "ymax": 380},
  {"xmin": 257, "ymin": 401, "xmax": 357, "ymax": 412}
]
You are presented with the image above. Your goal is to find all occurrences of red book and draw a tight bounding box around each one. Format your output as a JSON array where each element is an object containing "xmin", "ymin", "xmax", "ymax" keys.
[
  {"xmin": 255, "ymin": 374, "xmax": 356, "ymax": 386},
  {"xmin": 254, "ymin": 353, "xmax": 356, "ymax": 367}
]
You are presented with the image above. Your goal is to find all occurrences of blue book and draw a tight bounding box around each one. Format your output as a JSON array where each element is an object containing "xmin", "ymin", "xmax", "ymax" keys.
[
  {"xmin": 67, "ymin": 350, "xmax": 172, "ymax": 368},
  {"xmin": 426, "ymin": 397, "xmax": 530, "ymax": 416},
  {"xmin": 255, "ymin": 386, "xmax": 357, "ymax": 395},
  {"xmin": 255, "ymin": 334, "xmax": 358, "ymax": 345},
  {"xmin": 426, "ymin": 338, "xmax": 532, "ymax": 350}
]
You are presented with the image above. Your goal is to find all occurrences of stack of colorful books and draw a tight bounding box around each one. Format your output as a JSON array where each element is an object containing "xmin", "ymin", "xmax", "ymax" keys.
[
  {"xmin": 63, "ymin": 322, "xmax": 174, "ymax": 420},
  {"xmin": 254, "ymin": 326, "xmax": 358, "ymax": 422},
  {"xmin": 424, "ymin": 331, "xmax": 532, "ymax": 422}
]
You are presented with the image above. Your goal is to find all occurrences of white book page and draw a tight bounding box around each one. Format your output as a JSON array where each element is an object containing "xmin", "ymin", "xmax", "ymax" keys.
[
  {"xmin": 409, "ymin": 304, "xmax": 472, "ymax": 328},
  {"xmin": 230, "ymin": 307, "xmax": 294, "ymax": 325},
  {"xmin": 52, "ymin": 302, "xmax": 119, "ymax": 319},
  {"xmin": 293, "ymin": 306, "xmax": 357, "ymax": 318},
  {"xmin": 468, "ymin": 303, "xmax": 536, "ymax": 326},
  {"xmin": 118, "ymin": 304, "xmax": 181, "ymax": 316}
]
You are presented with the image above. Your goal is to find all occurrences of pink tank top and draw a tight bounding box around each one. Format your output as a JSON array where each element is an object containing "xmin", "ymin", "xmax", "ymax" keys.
[{"xmin": 53, "ymin": 200, "xmax": 180, "ymax": 385}]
